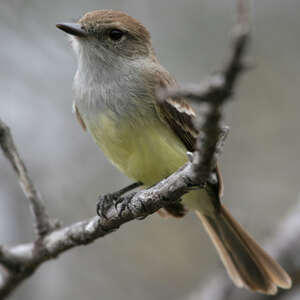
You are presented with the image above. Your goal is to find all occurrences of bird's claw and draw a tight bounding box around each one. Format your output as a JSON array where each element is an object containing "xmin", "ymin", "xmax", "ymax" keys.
[{"xmin": 97, "ymin": 193, "xmax": 120, "ymax": 219}]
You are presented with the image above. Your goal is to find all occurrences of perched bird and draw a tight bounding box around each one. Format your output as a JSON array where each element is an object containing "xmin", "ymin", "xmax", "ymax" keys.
[{"xmin": 57, "ymin": 10, "xmax": 291, "ymax": 294}]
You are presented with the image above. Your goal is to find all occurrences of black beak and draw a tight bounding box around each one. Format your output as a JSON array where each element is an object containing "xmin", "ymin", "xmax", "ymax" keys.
[{"xmin": 56, "ymin": 23, "xmax": 88, "ymax": 37}]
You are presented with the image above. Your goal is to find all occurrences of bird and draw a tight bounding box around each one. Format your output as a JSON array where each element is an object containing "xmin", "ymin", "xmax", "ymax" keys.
[{"xmin": 56, "ymin": 10, "xmax": 291, "ymax": 294}]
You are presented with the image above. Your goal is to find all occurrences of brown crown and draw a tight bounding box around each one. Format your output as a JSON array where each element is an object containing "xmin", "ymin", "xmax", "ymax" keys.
[{"xmin": 79, "ymin": 10, "xmax": 151, "ymax": 43}]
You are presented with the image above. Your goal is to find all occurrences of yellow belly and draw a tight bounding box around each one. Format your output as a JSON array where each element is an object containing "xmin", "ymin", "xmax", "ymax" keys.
[
  {"xmin": 86, "ymin": 112, "xmax": 214, "ymax": 213},
  {"xmin": 87, "ymin": 113, "xmax": 187, "ymax": 186}
]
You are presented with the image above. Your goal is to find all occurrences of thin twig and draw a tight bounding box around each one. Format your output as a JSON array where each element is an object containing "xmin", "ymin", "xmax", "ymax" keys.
[
  {"xmin": 0, "ymin": 246, "xmax": 23, "ymax": 272},
  {"xmin": 159, "ymin": 24, "xmax": 249, "ymax": 183},
  {"xmin": 0, "ymin": 119, "xmax": 58, "ymax": 237}
]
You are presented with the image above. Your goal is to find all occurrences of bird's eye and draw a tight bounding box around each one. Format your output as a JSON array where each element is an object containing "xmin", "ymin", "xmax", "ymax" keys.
[{"xmin": 108, "ymin": 29, "xmax": 124, "ymax": 41}]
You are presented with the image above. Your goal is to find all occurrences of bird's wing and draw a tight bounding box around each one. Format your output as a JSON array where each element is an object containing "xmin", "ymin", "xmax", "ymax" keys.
[
  {"xmin": 153, "ymin": 70, "xmax": 198, "ymax": 152},
  {"xmin": 153, "ymin": 68, "xmax": 223, "ymax": 203}
]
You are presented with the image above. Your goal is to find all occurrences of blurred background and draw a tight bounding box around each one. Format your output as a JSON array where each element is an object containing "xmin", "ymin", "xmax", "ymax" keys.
[{"xmin": 0, "ymin": 0, "xmax": 299, "ymax": 299}]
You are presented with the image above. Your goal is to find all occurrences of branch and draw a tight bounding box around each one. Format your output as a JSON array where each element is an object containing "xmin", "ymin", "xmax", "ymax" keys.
[
  {"xmin": 158, "ymin": 23, "xmax": 249, "ymax": 182},
  {"xmin": 0, "ymin": 4, "xmax": 249, "ymax": 298},
  {"xmin": 0, "ymin": 120, "xmax": 59, "ymax": 237},
  {"xmin": 0, "ymin": 246, "xmax": 24, "ymax": 271}
]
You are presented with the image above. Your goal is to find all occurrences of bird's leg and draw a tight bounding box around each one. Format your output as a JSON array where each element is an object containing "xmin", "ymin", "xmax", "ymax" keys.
[{"xmin": 97, "ymin": 181, "xmax": 143, "ymax": 218}]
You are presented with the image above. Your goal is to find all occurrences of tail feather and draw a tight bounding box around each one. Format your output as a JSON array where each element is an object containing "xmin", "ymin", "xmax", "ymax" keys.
[{"xmin": 196, "ymin": 205, "xmax": 292, "ymax": 294}]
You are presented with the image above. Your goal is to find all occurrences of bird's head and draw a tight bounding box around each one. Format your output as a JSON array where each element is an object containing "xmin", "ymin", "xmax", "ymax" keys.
[{"xmin": 57, "ymin": 10, "xmax": 155, "ymax": 64}]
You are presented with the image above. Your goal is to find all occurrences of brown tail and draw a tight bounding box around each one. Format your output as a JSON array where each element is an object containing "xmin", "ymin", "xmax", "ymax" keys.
[{"xmin": 196, "ymin": 204, "xmax": 292, "ymax": 294}]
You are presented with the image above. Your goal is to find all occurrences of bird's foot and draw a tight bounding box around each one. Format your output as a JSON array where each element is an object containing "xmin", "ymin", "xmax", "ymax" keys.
[{"xmin": 96, "ymin": 182, "xmax": 143, "ymax": 219}]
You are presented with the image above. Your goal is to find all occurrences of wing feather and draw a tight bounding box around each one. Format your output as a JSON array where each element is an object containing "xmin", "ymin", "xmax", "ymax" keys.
[
  {"xmin": 152, "ymin": 68, "xmax": 223, "ymax": 204},
  {"xmin": 153, "ymin": 70, "xmax": 198, "ymax": 152},
  {"xmin": 72, "ymin": 102, "xmax": 87, "ymax": 131}
]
